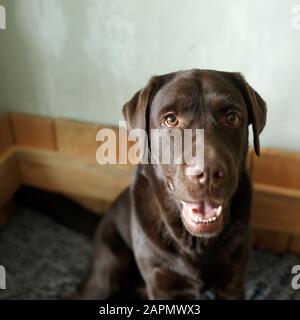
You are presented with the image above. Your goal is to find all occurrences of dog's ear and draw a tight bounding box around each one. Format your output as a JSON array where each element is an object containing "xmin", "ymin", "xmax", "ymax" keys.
[
  {"xmin": 122, "ymin": 74, "xmax": 174, "ymax": 130},
  {"xmin": 234, "ymin": 73, "xmax": 267, "ymax": 156}
]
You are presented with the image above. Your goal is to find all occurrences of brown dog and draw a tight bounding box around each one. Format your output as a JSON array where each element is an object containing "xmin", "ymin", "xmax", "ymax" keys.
[{"xmin": 77, "ymin": 69, "xmax": 267, "ymax": 300}]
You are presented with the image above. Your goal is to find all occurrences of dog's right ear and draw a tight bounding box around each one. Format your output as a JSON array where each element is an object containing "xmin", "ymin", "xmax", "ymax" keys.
[
  {"xmin": 233, "ymin": 73, "xmax": 267, "ymax": 157},
  {"xmin": 122, "ymin": 74, "xmax": 174, "ymax": 130}
]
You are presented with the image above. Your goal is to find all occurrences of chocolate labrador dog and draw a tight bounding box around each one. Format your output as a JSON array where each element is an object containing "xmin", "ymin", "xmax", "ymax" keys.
[{"xmin": 77, "ymin": 69, "xmax": 267, "ymax": 300}]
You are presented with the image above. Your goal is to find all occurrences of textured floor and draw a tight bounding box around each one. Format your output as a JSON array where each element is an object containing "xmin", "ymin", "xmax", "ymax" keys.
[{"xmin": 0, "ymin": 208, "xmax": 299, "ymax": 300}]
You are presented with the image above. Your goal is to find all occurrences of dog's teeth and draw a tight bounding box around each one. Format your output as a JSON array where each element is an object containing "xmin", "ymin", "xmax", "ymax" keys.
[
  {"xmin": 191, "ymin": 216, "xmax": 198, "ymax": 223},
  {"xmin": 216, "ymin": 206, "xmax": 222, "ymax": 217},
  {"xmin": 191, "ymin": 214, "xmax": 203, "ymax": 224},
  {"xmin": 190, "ymin": 214, "xmax": 220, "ymax": 224}
]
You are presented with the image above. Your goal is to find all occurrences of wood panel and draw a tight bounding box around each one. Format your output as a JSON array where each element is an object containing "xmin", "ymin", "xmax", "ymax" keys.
[
  {"xmin": 16, "ymin": 148, "xmax": 132, "ymax": 203},
  {"xmin": 55, "ymin": 119, "xmax": 103, "ymax": 161},
  {"xmin": 11, "ymin": 113, "xmax": 56, "ymax": 150},
  {"xmin": 252, "ymin": 147, "xmax": 300, "ymax": 189},
  {"xmin": 252, "ymin": 183, "xmax": 300, "ymax": 234},
  {"xmin": 0, "ymin": 149, "xmax": 21, "ymax": 207},
  {"xmin": 55, "ymin": 119, "xmax": 135, "ymax": 163},
  {"xmin": 0, "ymin": 114, "xmax": 14, "ymax": 155}
]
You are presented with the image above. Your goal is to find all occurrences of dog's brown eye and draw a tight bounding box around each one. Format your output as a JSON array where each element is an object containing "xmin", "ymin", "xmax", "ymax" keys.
[
  {"xmin": 226, "ymin": 111, "xmax": 240, "ymax": 127},
  {"xmin": 163, "ymin": 114, "xmax": 179, "ymax": 127}
]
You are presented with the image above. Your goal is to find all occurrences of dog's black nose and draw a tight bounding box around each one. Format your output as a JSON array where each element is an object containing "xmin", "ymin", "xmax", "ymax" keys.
[{"xmin": 185, "ymin": 165, "xmax": 225, "ymax": 187}]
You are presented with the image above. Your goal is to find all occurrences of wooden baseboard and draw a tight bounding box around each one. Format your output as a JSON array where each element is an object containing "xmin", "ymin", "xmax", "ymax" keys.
[
  {"xmin": 16, "ymin": 147, "xmax": 132, "ymax": 204},
  {"xmin": 1, "ymin": 112, "xmax": 300, "ymax": 254},
  {"xmin": 252, "ymin": 183, "xmax": 300, "ymax": 234},
  {"xmin": 0, "ymin": 149, "xmax": 20, "ymax": 207},
  {"xmin": 0, "ymin": 114, "xmax": 14, "ymax": 154}
]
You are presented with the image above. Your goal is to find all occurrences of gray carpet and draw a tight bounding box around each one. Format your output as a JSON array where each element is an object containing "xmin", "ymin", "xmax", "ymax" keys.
[{"xmin": 0, "ymin": 208, "xmax": 299, "ymax": 300}]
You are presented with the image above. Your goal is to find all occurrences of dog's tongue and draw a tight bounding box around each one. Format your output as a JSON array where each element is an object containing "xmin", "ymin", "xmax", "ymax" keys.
[{"xmin": 181, "ymin": 200, "xmax": 218, "ymax": 219}]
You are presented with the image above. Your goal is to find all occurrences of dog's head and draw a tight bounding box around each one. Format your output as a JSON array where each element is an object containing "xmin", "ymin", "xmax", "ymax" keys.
[{"xmin": 123, "ymin": 69, "xmax": 267, "ymax": 238}]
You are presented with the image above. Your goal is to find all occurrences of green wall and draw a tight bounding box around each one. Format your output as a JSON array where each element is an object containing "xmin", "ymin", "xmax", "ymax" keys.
[{"xmin": 0, "ymin": 0, "xmax": 300, "ymax": 150}]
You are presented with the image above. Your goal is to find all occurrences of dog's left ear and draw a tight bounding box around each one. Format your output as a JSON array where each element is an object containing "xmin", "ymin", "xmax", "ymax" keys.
[
  {"xmin": 234, "ymin": 73, "xmax": 267, "ymax": 156},
  {"xmin": 122, "ymin": 74, "xmax": 174, "ymax": 131}
]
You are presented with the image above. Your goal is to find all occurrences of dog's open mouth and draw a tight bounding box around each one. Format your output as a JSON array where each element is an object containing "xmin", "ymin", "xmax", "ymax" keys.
[{"xmin": 180, "ymin": 200, "xmax": 223, "ymax": 236}]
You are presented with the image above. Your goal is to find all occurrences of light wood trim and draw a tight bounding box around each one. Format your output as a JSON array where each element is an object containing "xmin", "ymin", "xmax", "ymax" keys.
[
  {"xmin": 11, "ymin": 113, "xmax": 57, "ymax": 150},
  {"xmin": 0, "ymin": 148, "xmax": 21, "ymax": 207},
  {"xmin": 55, "ymin": 119, "xmax": 135, "ymax": 163},
  {"xmin": 254, "ymin": 183, "xmax": 300, "ymax": 200},
  {"xmin": 252, "ymin": 183, "xmax": 300, "ymax": 234},
  {"xmin": 55, "ymin": 119, "xmax": 103, "ymax": 161},
  {"xmin": 0, "ymin": 114, "xmax": 14, "ymax": 155},
  {"xmin": 252, "ymin": 147, "xmax": 300, "ymax": 189},
  {"xmin": 16, "ymin": 147, "xmax": 132, "ymax": 204}
]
